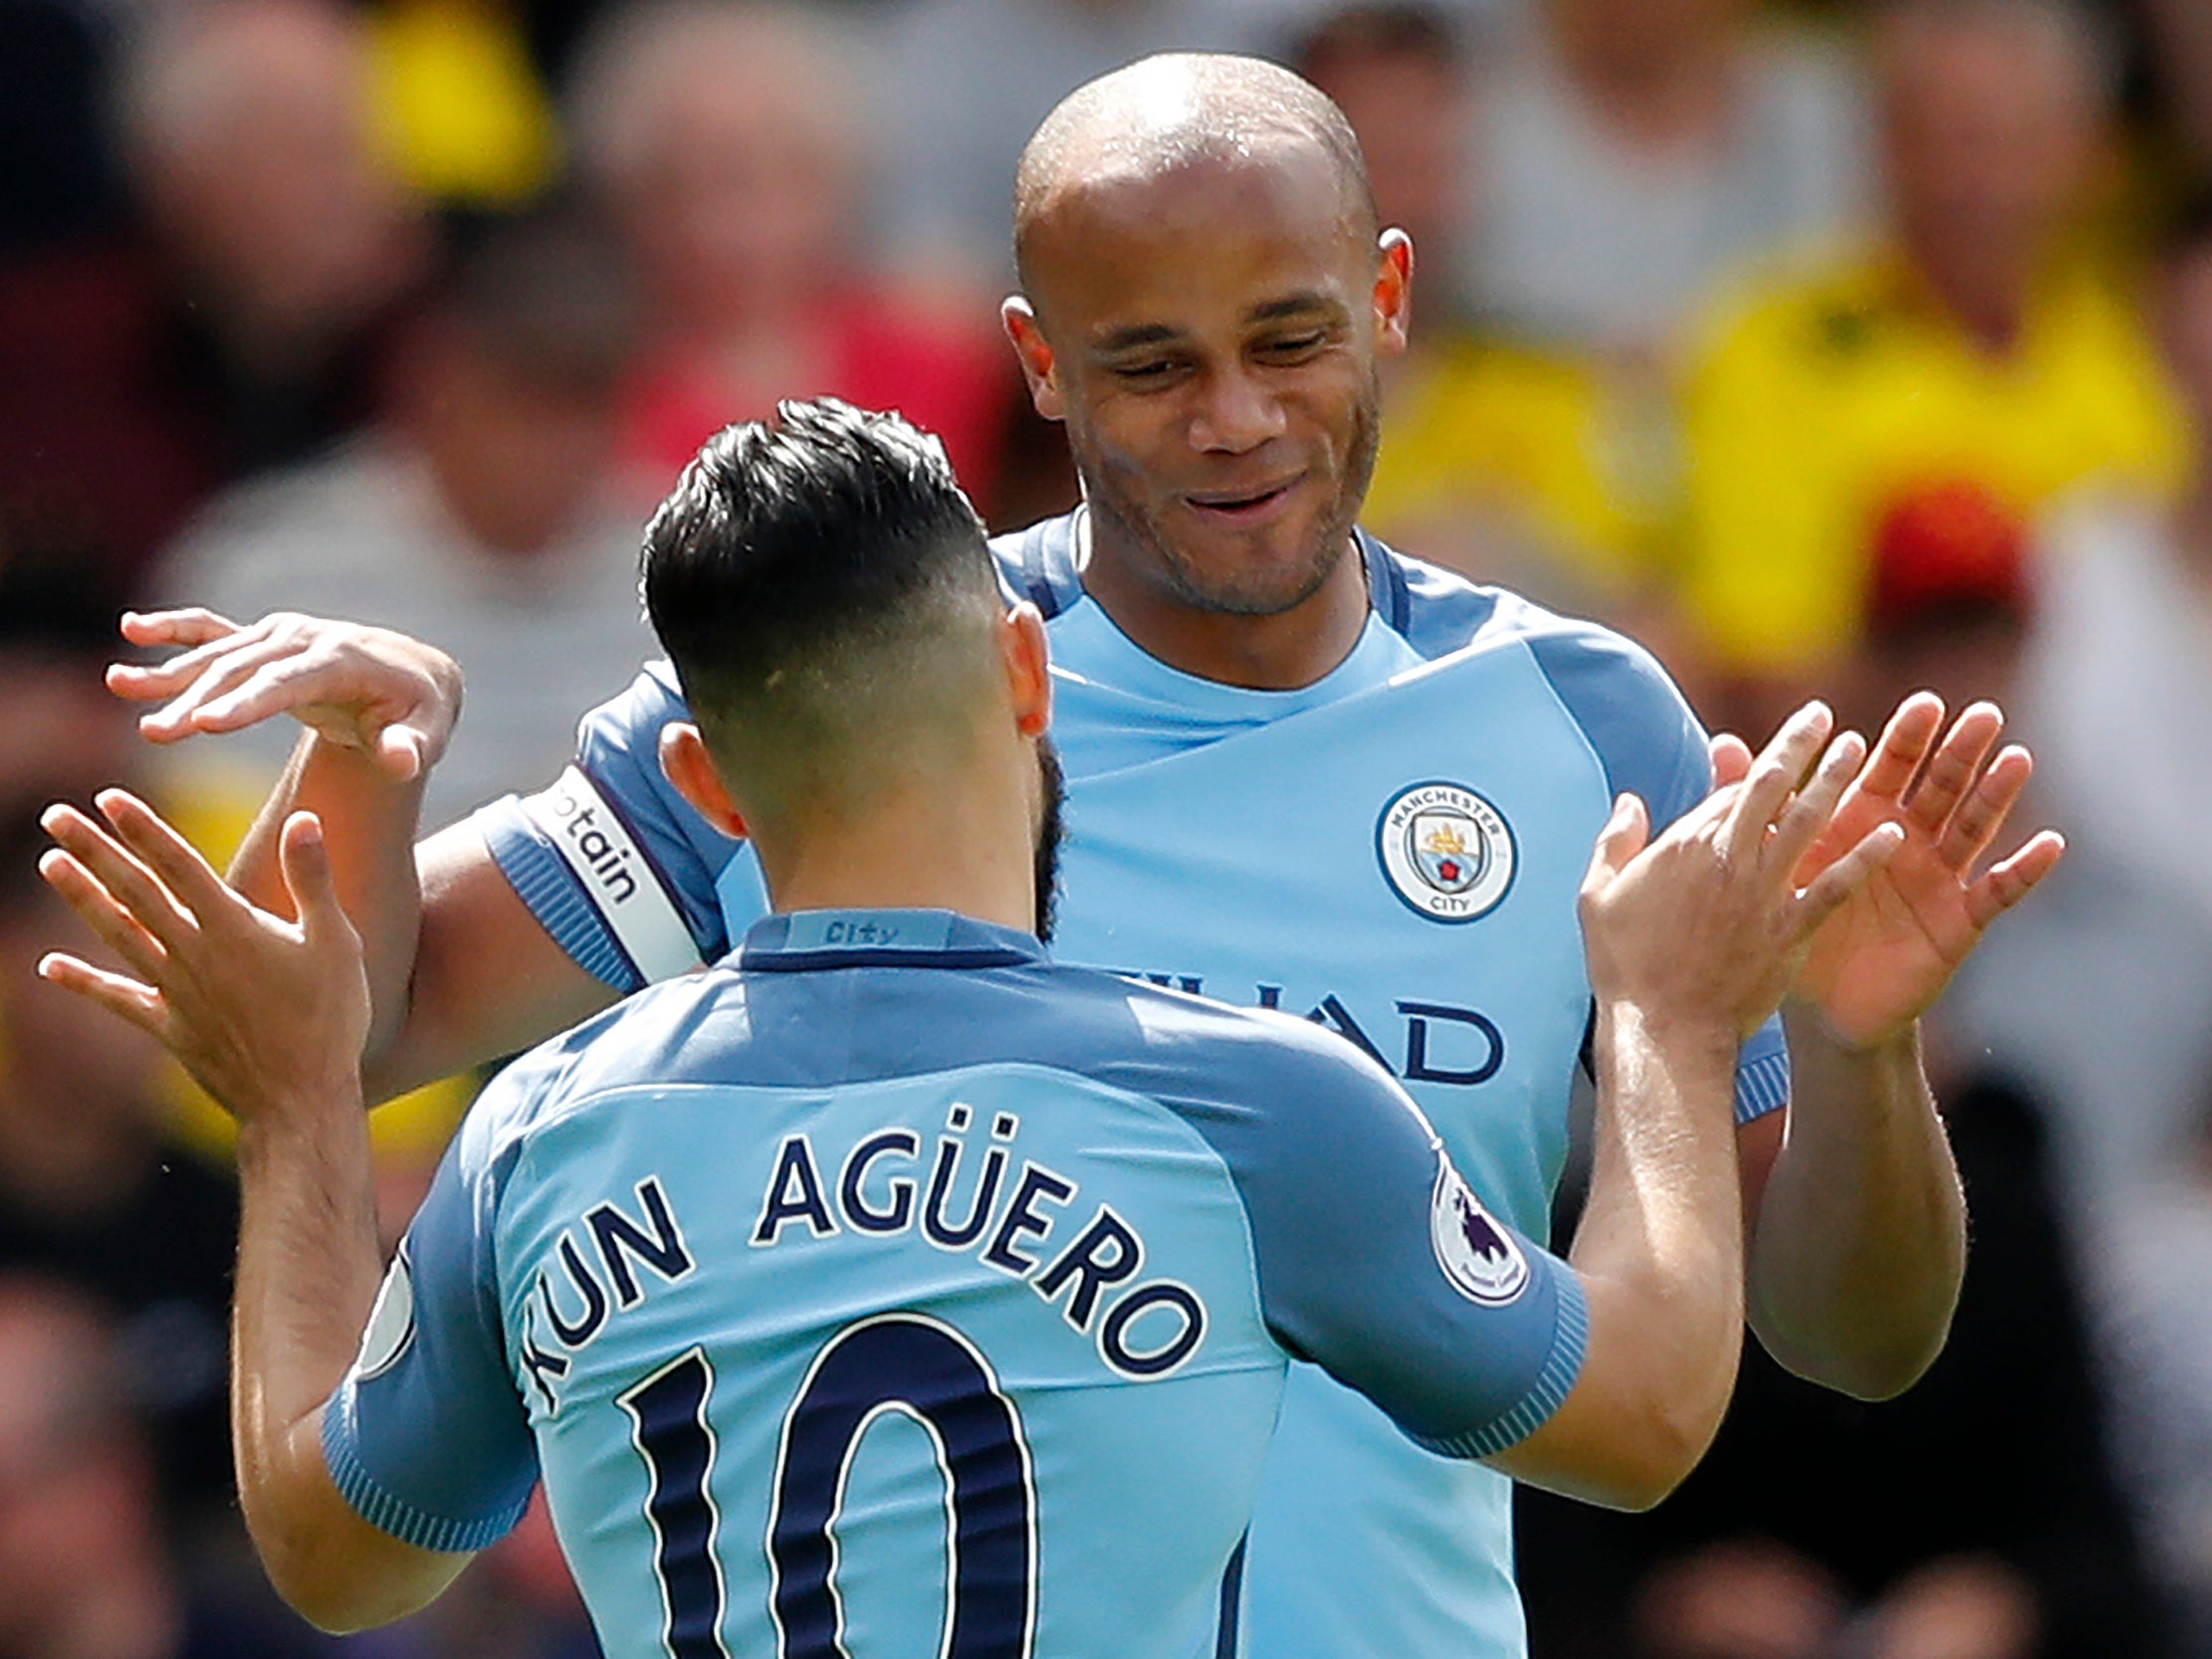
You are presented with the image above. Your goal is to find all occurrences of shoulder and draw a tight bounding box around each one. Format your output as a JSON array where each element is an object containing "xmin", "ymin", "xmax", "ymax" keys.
[
  {"xmin": 989, "ymin": 512, "xmax": 1084, "ymax": 618},
  {"xmin": 576, "ymin": 658, "xmax": 691, "ymax": 746},
  {"xmin": 452, "ymin": 969, "xmax": 737, "ymax": 1173},
  {"xmin": 1368, "ymin": 533, "xmax": 1672, "ymax": 698},
  {"xmin": 1368, "ymin": 537, "xmax": 1710, "ymax": 817}
]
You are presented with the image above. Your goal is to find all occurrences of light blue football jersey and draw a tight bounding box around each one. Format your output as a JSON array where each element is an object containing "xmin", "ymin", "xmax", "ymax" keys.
[
  {"xmin": 471, "ymin": 513, "xmax": 1791, "ymax": 1659},
  {"xmin": 323, "ymin": 909, "xmax": 1588, "ymax": 1659}
]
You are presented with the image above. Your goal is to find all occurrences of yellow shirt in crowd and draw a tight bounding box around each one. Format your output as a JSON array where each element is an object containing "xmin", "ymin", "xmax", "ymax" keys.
[
  {"xmin": 1365, "ymin": 332, "xmax": 1678, "ymax": 609},
  {"xmin": 1679, "ymin": 249, "xmax": 2189, "ymax": 674}
]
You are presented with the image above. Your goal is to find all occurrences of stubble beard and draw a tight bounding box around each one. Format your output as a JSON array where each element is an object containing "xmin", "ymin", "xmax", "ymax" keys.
[{"xmin": 1075, "ymin": 375, "xmax": 1384, "ymax": 620}]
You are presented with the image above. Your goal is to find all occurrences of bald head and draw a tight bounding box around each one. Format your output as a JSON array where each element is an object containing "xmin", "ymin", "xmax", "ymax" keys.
[{"xmin": 1014, "ymin": 54, "xmax": 1378, "ymax": 295}]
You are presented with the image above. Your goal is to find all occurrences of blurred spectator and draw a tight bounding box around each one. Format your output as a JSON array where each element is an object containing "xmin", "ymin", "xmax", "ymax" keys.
[
  {"xmin": 0, "ymin": 572, "xmax": 237, "ymax": 1528},
  {"xmin": 112, "ymin": 0, "xmax": 431, "ymax": 478},
  {"xmin": 568, "ymin": 0, "xmax": 1016, "ymax": 509},
  {"xmin": 159, "ymin": 205, "xmax": 657, "ymax": 831},
  {"xmin": 2020, "ymin": 194, "xmax": 2212, "ymax": 940},
  {"xmin": 1522, "ymin": 1069, "xmax": 2168, "ymax": 1659},
  {"xmin": 1940, "ymin": 213, "xmax": 2212, "ymax": 1589},
  {"xmin": 1522, "ymin": 518, "xmax": 2169, "ymax": 1658},
  {"xmin": 873, "ymin": 0, "xmax": 1270, "ymax": 305},
  {"xmin": 1676, "ymin": 0, "xmax": 2186, "ymax": 726},
  {"xmin": 1465, "ymin": 0, "xmax": 1874, "ymax": 354},
  {"xmin": 0, "ymin": 1272, "xmax": 342, "ymax": 1659},
  {"xmin": 0, "ymin": 0, "xmax": 431, "ymax": 583},
  {"xmin": 1309, "ymin": 4, "xmax": 1680, "ymax": 620},
  {"xmin": 1945, "ymin": 191, "xmax": 2212, "ymax": 1234}
]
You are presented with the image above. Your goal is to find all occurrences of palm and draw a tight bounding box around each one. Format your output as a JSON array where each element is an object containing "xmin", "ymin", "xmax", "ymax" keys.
[
  {"xmin": 1796, "ymin": 812, "xmax": 1982, "ymax": 1045},
  {"xmin": 1728, "ymin": 697, "xmax": 2064, "ymax": 1049}
]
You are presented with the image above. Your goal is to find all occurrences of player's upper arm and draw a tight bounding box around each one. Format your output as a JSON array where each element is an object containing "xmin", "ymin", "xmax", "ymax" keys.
[
  {"xmin": 1169, "ymin": 1018, "xmax": 1588, "ymax": 1461},
  {"xmin": 377, "ymin": 664, "xmax": 748, "ymax": 1099},
  {"xmin": 471, "ymin": 664, "xmax": 743, "ymax": 986},
  {"xmin": 308, "ymin": 1093, "xmax": 544, "ymax": 1622},
  {"xmin": 363, "ymin": 820, "xmax": 618, "ymax": 1102}
]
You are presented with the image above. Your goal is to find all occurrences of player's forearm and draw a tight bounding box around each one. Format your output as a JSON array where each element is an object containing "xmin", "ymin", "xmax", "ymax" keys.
[
  {"xmin": 1745, "ymin": 1014, "xmax": 1965, "ymax": 1400},
  {"xmin": 231, "ymin": 732, "xmax": 427, "ymax": 1065},
  {"xmin": 1556, "ymin": 1000, "xmax": 1747, "ymax": 1507},
  {"xmin": 231, "ymin": 1098, "xmax": 382, "ymax": 1559}
]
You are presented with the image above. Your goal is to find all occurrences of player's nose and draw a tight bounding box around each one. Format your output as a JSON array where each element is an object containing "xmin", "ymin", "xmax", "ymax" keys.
[{"xmin": 1187, "ymin": 364, "xmax": 1287, "ymax": 454}]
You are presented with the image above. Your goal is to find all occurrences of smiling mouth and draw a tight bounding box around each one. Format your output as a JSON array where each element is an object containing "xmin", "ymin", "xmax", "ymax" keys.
[{"xmin": 1184, "ymin": 479, "xmax": 1301, "ymax": 520}]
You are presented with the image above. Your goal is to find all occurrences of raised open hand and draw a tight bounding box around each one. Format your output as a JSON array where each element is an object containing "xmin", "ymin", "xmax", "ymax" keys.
[
  {"xmin": 1711, "ymin": 694, "xmax": 2065, "ymax": 1048},
  {"xmin": 108, "ymin": 609, "xmax": 463, "ymax": 780},
  {"xmin": 1583, "ymin": 704, "xmax": 1905, "ymax": 1046},
  {"xmin": 37, "ymin": 792, "xmax": 370, "ymax": 1122}
]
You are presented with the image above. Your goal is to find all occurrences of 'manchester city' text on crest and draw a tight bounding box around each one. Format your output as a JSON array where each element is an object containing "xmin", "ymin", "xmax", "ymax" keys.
[{"xmin": 1377, "ymin": 782, "xmax": 1516, "ymax": 924}]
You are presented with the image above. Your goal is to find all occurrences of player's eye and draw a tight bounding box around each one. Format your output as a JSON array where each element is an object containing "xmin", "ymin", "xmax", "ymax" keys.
[
  {"xmin": 1255, "ymin": 331, "xmax": 1329, "ymax": 361},
  {"xmin": 1112, "ymin": 357, "xmax": 1183, "ymax": 384}
]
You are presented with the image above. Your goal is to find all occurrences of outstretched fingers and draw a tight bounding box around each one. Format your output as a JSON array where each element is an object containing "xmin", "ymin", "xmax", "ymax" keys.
[
  {"xmin": 40, "ymin": 804, "xmax": 198, "ymax": 952},
  {"xmin": 1903, "ymin": 702, "xmax": 2004, "ymax": 839},
  {"xmin": 1854, "ymin": 693, "xmax": 1947, "ymax": 810},
  {"xmin": 1723, "ymin": 703, "xmax": 1833, "ymax": 861},
  {"xmin": 187, "ymin": 652, "xmax": 347, "ymax": 734},
  {"xmin": 35, "ymin": 952, "xmax": 169, "ymax": 1040},
  {"xmin": 135, "ymin": 631, "xmax": 306, "ymax": 740},
  {"xmin": 118, "ymin": 608, "xmax": 240, "ymax": 650},
  {"xmin": 1768, "ymin": 729, "xmax": 1869, "ymax": 878},
  {"xmin": 107, "ymin": 611, "xmax": 260, "ymax": 703},
  {"xmin": 1965, "ymin": 830, "xmax": 2067, "ymax": 932},
  {"xmin": 37, "ymin": 848, "xmax": 170, "ymax": 984},
  {"xmin": 95, "ymin": 790, "xmax": 240, "ymax": 927},
  {"xmin": 1936, "ymin": 743, "xmax": 2033, "ymax": 873}
]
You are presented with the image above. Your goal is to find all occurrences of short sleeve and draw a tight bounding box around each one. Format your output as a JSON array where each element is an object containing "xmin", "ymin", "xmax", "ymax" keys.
[
  {"xmin": 320, "ymin": 1111, "xmax": 538, "ymax": 1553},
  {"xmin": 472, "ymin": 663, "xmax": 744, "ymax": 991},
  {"xmin": 1529, "ymin": 623, "xmax": 1792, "ymax": 1126},
  {"xmin": 1151, "ymin": 1018, "xmax": 1589, "ymax": 1460}
]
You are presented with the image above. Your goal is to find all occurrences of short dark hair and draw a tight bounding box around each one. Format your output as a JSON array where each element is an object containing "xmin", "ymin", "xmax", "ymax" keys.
[{"xmin": 640, "ymin": 399, "xmax": 1001, "ymax": 808}]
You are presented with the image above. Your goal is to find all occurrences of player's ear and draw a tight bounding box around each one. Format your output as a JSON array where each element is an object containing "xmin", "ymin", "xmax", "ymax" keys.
[
  {"xmin": 1002, "ymin": 298, "xmax": 1065, "ymax": 421},
  {"xmin": 1374, "ymin": 230, "xmax": 1414, "ymax": 360},
  {"xmin": 997, "ymin": 602, "xmax": 1052, "ymax": 737},
  {"xmin": 660, "ymin": 724, "xmax": 749, "ymax": 839}
]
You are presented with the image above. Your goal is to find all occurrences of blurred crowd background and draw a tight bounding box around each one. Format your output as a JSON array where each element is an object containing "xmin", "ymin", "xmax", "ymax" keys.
[{"xmin": 4, "ymin": 0, "xmax": 2212, "ymax": 1654}]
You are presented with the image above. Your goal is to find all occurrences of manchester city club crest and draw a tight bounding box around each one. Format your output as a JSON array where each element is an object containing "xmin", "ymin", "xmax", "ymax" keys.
[
  {"xmin": 1430, "ymin": 1153, "xmax": 1530, "ymax": 1307},
  {"xmin": 1377, "ymin": 781, "xmax": 1516, "ymax": 923}
]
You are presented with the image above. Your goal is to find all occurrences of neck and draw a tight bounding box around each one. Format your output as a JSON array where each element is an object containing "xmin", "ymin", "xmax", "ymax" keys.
[
  {"xmin": 754, "ymin": 766, "xmax": 1038, "ymax": 935},
  {"xmin": 1080, "ymin": 518, "xmax": 1373, "ymax": 691}
]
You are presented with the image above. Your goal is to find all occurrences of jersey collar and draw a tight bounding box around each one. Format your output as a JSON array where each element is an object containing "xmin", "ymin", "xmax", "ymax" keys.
[{"xmin": 737, "ymin": 909, "xmax": 1047, "ymax": 972}]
